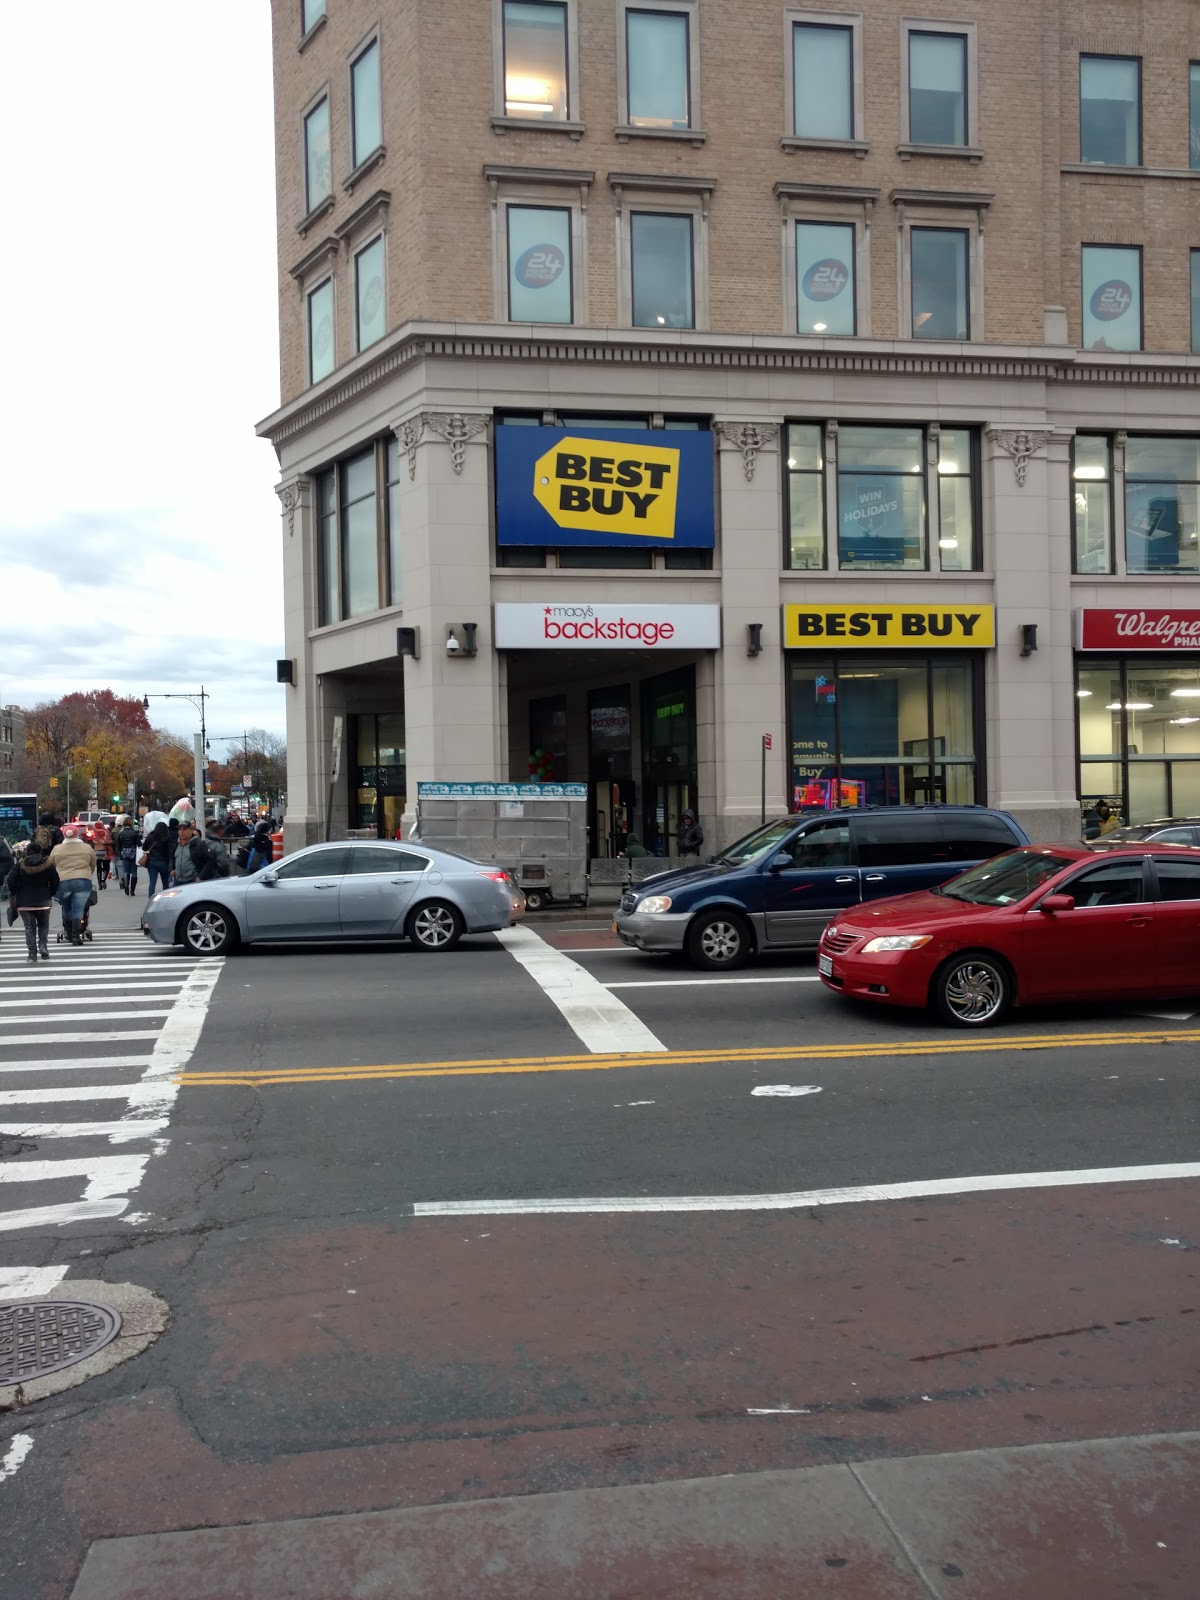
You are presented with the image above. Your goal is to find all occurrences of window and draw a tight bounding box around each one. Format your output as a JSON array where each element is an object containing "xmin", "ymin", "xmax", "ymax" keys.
[
  {"xmin": 1125, "ymin": 436, "xmax": 1200, "ymax": 575},
  {"xmin": 908, "ymin": 30, "xmax": 966, "ymax": 146},
  {"xmin": 1077, "ymin": 658, "xmax": 1200, "ymax": 823},
  {"xmin": 304, "ymin": 96, "xmax": 332, "ymax": 213},
  {"xmin": 307, "ymin": 277, "xmax": 334, "ymax": 384},
  {"xmin": 350, "ymin": 847, "xmax": 428, "ymax": 875},
  {"xmin": 1191, "ymin": 64, "xmax": 1200, "ymax": 170},
  {"xmin": 786, "ymin": 424, "xmax": 825, "ymax": 568},
  {"xmin": 630, "ymin": 212, "xmax": 694, "ymax": 328},
  {"xmin": 274, "ymin": 846, "xmax": 349, "ymax": 880},
  {"xmin": 1066, "ymin": 860, "xmax": 1144, "ymax": 907},
  {"xmin": 854, "ymin": 812, "xmax": 945, "ymax": 868},
  {"xmin": 1192, "ymin": 252, "xmax": 1200, "ymax": 354},
  {"xmin": 792, "ymin": 22, "xmax": 852, "ymax": 140},
  {"xmin": 837, "ymin": 426, "xmax": 926, "ymax": 569},
  {"xmin": 1081, "ymin": 245, "xmax": 1142, "ymax": 352},
  {"xmin": 506, "ymin": 205, "xmax": 573, "ymax": 322},
  {"xmin": 1079, "ymin": 56, "xmax": 1140, "ymax": 166},
  {"xmin": 626, "ymin": 9, "xmax": 690, "ymax": 129},
  {"xmin": 1072, "ymin": 434, "xmax": 1113, "ymax": 574},
  {"xmin": 789, "ymin": 818, "xmax": 851, "ymax": 867},
  {"xmin": 911, "ymin": 228, "xmax": 968, "ymax": 340},
  {"xmin": 1153, "ymin": 858, "xmax": 1200, "ymax": 900},
  {"xmin": 315, "ymin": 438, "xmax": 400, "ymax": 624},
  {"xmin": 502, "ymin": 1, "xmax": 568, "ymax": 120},
  {"xmin": 355, "ymin": 236, "xmax": 386, "ymax": 350},
  {"xmin": 302, "ymin": 0, "xmax": 325, "ymax": 34},
  {"xmin": 351, "ymin": 40, "xmax": 382, "ymax": 169},
  {"xmin": 936, "ymin": 428, "xmax": 974, "ymax": 571},
  {"xmin": 795, "ymin": 221, "xmax": 855, "ymax": 335}
]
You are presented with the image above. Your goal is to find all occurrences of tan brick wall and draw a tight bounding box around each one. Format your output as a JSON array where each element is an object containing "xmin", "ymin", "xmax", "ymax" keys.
[{"xmin": 269, "ymin": 0, "xmax": 1200, "ymax": 403}]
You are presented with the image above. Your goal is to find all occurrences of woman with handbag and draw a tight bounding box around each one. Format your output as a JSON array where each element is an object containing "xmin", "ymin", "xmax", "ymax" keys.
[{"xmin": 6, "ymin": 834, "xmax": 59, "ymax": 962}]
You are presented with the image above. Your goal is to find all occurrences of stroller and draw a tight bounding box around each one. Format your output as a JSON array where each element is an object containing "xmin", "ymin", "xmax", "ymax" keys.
[{"xmin": 56, "ymin": 893, "xmax": 94, "ymax": 944}]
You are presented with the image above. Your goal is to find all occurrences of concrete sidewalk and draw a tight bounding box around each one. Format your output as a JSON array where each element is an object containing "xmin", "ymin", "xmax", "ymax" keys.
[{"xmin": 69, "ymin": 1431, "xmax": 1200, "ymax": 1600}]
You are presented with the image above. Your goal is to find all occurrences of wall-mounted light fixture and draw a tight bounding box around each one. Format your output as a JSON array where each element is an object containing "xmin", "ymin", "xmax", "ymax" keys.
[
  {"xmin": 446, "ymin": 623, "xmax": 478, "ymax": 658},
  {"xmin": 746, "ymin": 622, "xmax": 763, "ymax": 657},
  {"xmin": 276, "ymin": 659, "xmax": 294, "ymax": 685},
  {"xmin": 1019, "ymin": 623, "xmax": 1038, "ymax": 657},
  {"xmin": 396, "ymin": 626, "xmax": 420, "ymax": 659}
]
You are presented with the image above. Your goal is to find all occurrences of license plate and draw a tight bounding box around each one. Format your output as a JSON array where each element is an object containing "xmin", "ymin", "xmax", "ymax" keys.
[{"xmin": 818, "ymin": 953, "xmax": 833, "ymax": 977}]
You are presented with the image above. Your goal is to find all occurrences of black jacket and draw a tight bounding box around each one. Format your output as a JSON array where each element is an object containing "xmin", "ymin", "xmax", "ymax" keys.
[
  {"xmin": 143, "ymin": 824, "xmax": 172, "ymax": 864},
  {"xmin": 6, "ymin": 851, "xmax": 60, "ymax": 910},
  {"xmin": 0, "ymin": 837, "xmax": 12, "ymax": 879},
  {"xmin": 116, "ymin": 825, "xmax": 139, "ymax": 856},
  {"xmin": 677, "ymin": 816, "xmax": 704, "ymax": 854}
]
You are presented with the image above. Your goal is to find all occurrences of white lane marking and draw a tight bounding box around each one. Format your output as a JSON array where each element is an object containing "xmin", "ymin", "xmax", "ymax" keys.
[
  {"xmin": 0, "ymin": 1086, "xmax": 147, "ymax": 1106},
  {"xmin": 0, "ymin": 1435, "xmax": 33, "ymax": 1482},
  {"xmin": 606, "ymin": 976, "xmax": 821, "ymax": 989},
  {"xmin": 0, "ymin": 1119, "xmax": 169, "ymax": 1143},
  {"xmin": 0, "ymin": 994, "xmax": 182, "ymax": 1008},
  {"xmin": 0, "ymin": 1031, "xmax": 160, "ymax": 1046},
  {"xmin": 496, "ymin": 927, "xmax": 666, "ymax": 1055},
  {"xmin": 752, "ymin": 1084, "xmax": 823, "ymax": 1097},
  {"xmin": 0, "ymin": 1154, "xmax": 150, "ymax": 1196},
  {"xmin": 0, "ymin": 1056, "xmax": 152, "ymax": 1073},
  {"xmin": 0, "ymin": 1011, "xmax": 171, "ymax": 1026},
  {"xmin": 0, "ymin": 1264, "xmax": 68, "ymax": 1298},
  {"xmin": 0, "ymin": 981, "xmax": 190, "ymax": 996},
  {"xmin": 0, "ymin": 1199, "xmax": 130, "ymax": 1232},
  {"xmin": 747, "ymin": 1407, "xmax": 811, "ymax": 1416},
  {"xmin": 413, "ymin": 1160, "xmax": 1200, "ymax": 1218}
]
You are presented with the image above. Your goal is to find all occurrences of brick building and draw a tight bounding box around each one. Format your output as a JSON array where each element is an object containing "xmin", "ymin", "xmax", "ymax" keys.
[
  {"xmin": 258, "ymin": 0, "xmax": 1200, "ymax": 858},
  {"xmin": 0, "ymin": 706, "xmax": 26, "ymax": 794}
]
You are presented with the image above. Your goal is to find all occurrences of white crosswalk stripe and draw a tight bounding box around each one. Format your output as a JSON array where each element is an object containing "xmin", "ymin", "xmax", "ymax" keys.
[{"xmin": 0, "ymin": 920, "xmax": 224, "ymax": 1265}]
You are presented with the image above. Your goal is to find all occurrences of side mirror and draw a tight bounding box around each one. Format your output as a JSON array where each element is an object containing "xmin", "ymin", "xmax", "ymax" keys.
[
  {"xmin": 261, "ymin": 871, "xmax": 278, "ymax": 887},
  {"xmin": 1039, "ymin": 893, "xmax": 1075, "ymax": 914},
  {"xmin": 765, "ymin": 852, "xmax": 792, "ymax": 873}
]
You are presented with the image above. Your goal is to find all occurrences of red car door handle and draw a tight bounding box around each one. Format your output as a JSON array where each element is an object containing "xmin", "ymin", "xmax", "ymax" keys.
[{"xmin": 1126, "ymin": 915, "xmax": 1151, "ymax": 925}]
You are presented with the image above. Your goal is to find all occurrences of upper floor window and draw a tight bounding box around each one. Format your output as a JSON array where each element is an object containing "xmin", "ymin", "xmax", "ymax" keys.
[
  {"xmin": 355, "ymin": 236, "xmax": 386, "ymax": 350},
  {"xmin": 908, "ymin": 29, "xmax": 966, "ymax": 146},
  {"xmin": 506, "ymin": 204, "xmax": 574, "ymax": 322},
  {"xmin": 304, "ymin": 96, "xmax": 332, "ymax": 213},
  {"xmin": 1080, "ymin": 55, "xmax": 1140, "ymax": 166},
  {"xmin": 1125, "ymin": 438, "xmax": 1200, "ymax": 576},
  {"xmin": 316, "ymin": 438, "xmax": 401, "ymax": 624},
  {"xmin": 307, "ymin": 277, "xmax": 334, "ymax": 384},
  {"xmin": 911, "ymin": 227, "xmax": 968, "ymax": 340},
  {"xmin": 503, "ymin": 0, "xmax": 568, "ymax": 120},
  {"xmin": 1192, "ymin": 251, "xmax": 1200, "ymax": 354},
  {"xmin": 795, "ymin": 221, "xmax": 856, "ymax": 335},
  {"xmin": 625, "ymin": 8, "xmax": 691, "ymax": 130},
  {"xmin": 302, "ymin": 0, "xmax": 325, "ymax": 34},
  {"xmin": 1081, "ymin": 244, "xmax": 1142, "ymax": 352},
  {"xmin": 792, "ymin": 21, "xmax": 852, "ymax": 140},
  {"xmin": 1190, "ymin": 64, "xmax": 1200, "ymax": 169},
  {"xmin": 630, "ymin": 212, "xmax": 694, "ymax": 328},
  {"xmin": 1072, "ymin": 434, "xmax": 1114, "ymax": 574},
  {"xmin": 351, "ymin": 39, "xmax": 383, "ymax": 168}
]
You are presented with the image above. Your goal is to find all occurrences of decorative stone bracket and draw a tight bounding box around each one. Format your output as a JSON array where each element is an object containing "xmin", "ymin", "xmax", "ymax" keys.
[
  {"xmin": 714, "ymin": 422, "xmax": 778, "ymax": 483},
  {"xmin": 275, "ymin": 481, "xmax": 301, "ymax": 536},
  {"xmin": 422, "ymin": 412, "xmax": 489, "ymax": 475},
  {"xmin": 986, "ymin": 427, "xmax": 1051, "ymax": 488},
  {"xmin": 394, "ymin": 415, "xmax": 425, "ymax": 481}
]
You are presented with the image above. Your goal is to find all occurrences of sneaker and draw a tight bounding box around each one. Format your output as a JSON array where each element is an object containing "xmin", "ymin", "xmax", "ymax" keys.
[
  {"xmin": 39, "ymin": 950, "xmax": 49, "ymax": 961},
  {"xmin": 25, "ymin": 955, "xmax": 36, "ymax": 964}
]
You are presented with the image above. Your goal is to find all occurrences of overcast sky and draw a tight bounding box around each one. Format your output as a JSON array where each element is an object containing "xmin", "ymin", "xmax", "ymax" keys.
[{"xmin": 0, "ymin": 5, "xmax": 284, "ymax": 750}]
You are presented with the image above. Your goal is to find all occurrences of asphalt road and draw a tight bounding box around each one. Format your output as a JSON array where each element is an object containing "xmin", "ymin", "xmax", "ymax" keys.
[{"xmin": 1, "ymin": 895, "xmax": 1198, "ymax": 1598}]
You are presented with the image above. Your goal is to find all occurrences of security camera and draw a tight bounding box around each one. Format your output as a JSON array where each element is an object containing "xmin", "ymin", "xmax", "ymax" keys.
[{"xmin": 445, "ymin": 634, "xmax": 462, "ymax": 655}]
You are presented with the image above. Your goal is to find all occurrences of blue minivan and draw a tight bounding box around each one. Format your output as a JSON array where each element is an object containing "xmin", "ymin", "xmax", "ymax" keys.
[{"xmin": 613, "ymin": 805, "xmax": 1030, "ymax": 970}]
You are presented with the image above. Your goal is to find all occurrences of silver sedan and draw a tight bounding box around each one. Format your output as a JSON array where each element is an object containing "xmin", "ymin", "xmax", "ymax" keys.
[{"xmin": 141, "ymin": 840, "xmax": 525, "ymax": 956}]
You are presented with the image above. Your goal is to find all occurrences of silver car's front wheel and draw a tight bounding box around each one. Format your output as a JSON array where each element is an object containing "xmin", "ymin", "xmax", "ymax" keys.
[
  {"xmin": 686, "ymin": 910, "xmax": 751, "ymax": 971},
  {"xmin": 934, "ymin": 953, "xmax": 1010, "ymax": 1027},
  {"xmin": 407, "ymin": 900, "xmax": 464, "ymax": 952},
  {"xmin": 180, "ymin": 905, "xmax": 236, "ymax": 957}
]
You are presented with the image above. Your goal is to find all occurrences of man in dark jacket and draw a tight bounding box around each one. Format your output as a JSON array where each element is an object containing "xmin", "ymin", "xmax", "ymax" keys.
[
  {"xmin": 115, "ymin": 820, "xmax": 140, "ymax": 895},
  {"xmin": 677, "ymin": 809, "xmax": 704, "ymax": 857}
]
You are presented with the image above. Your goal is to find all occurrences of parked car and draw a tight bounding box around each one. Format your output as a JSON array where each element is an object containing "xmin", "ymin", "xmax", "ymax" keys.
[
  {"xmin": 69, "ymin": 810, "xmax": 116, "ymax": 845},
  {"xmin": 613, "ymin": 806, "xmax": 1030, "ymax": 970},
  {"xmin": 141, "ymin": 839, "xmax": 526, "ymax": 956},
  {"xmin": 817, "ymin": 842, "xmax": 1200, "ymax": 1027},
  {"xmin": 1100, "ymin": 817, "xmax": 1200, "ymax": 846}
]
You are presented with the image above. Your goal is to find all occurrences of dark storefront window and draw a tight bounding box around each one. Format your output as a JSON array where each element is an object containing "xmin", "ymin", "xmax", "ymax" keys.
[
  {"xmin": 641, "ymin": 667, "xmax": 697, "ymax": 855},
  {"xmin": 1077, "ymin": 658, "xmax": 1200, "ymax": 826},
  {"xmin": 789, "ymin": 655, "xmax": 981, "ymax": 809},
  {"xmin": 589, "ymin": 685, "xmax": 634, "ymax": 858},
  {"xmin": 529, "ymin": 695, "xmax": 568, "ymax": 781},
  {"xmin": 350, "ymin": 712, "xmax": 406, "ymax": 836}
]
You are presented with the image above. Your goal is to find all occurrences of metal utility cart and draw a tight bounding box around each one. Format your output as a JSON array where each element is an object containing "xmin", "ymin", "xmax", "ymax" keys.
[{"xmin": 413, "ymin": 782, "xmax": 589, "ymax": 910}]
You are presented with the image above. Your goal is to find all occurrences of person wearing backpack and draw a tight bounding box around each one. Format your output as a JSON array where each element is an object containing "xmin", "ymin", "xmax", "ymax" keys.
[
  {"xmin": 242, "ymin": 820, "xmax": 275, "ymax": 875},
  {"xmin": 115, "ymin": 819, "xmax": 140, "ymax": 895}
]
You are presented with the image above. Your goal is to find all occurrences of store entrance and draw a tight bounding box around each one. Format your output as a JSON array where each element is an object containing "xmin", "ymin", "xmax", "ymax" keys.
[{"xmin": 640, "ymin": 667, "xmax": 698, "ymax": 855}]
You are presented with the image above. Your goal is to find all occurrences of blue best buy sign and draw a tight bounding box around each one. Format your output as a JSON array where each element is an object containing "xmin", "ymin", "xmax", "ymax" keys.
[{"xmin": 495, "ymin": 426, "xmax": 715, "ymax": 549}]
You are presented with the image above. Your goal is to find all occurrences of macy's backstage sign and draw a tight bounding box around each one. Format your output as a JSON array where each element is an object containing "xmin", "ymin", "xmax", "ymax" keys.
[
  {"xmin": 1077, "ymin": 609, "xmax": 1200, "ymax": 651},
  {"xmin": 494, "ymin": 602, "xmax": 721, "ymax": 650}
]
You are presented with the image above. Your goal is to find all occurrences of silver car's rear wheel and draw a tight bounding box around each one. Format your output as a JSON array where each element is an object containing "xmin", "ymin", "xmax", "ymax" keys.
[
  {"xmin": 179, "ymin": 904, "xmax": 236, "ymax": 957},
  {"xmin": 933, "ymin": 952, "xmax": 1011, "ymax": 1027},
  {"xmin": 407, "ymin": 900, "xmax": 464, "ymax": 952}
]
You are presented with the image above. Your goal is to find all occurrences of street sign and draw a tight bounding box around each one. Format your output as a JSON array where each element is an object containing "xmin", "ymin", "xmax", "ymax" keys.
[
  {"xmin": 763, "ymin": 733, "xmax": 772, "ymax": 750},
  {"xmin": 330, "ymin": 715, "xmax": 344, "ymax": 784}
]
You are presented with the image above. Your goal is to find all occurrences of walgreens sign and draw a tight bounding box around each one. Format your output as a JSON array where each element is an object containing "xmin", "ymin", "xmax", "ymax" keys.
[
  {"xmin": 1077, "ymin": 609, "xmax": 1200, "ymax": 651},
  {"xmin": 494, "ymin": 602, "xmax": 721, "ymax": 651}
]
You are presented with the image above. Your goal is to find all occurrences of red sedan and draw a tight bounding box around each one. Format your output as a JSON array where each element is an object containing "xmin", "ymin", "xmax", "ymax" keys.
[{"xmin": 817, "ymin": 843, "xmax": 1200, "ymax": 1028}]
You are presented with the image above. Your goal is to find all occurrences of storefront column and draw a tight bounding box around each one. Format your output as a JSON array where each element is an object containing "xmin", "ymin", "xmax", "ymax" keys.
[
  {"xmin": 277, "ymin": 475, "xmax": 323, "ymax": 850},
  {"xmin": 713, "ymin": 422, "xmax": 787, "ymax": 846},
  {"xmin": 984, "ymin": 426, "xmax": 1079, "ymax": 840},
  {"xmin": 395, "ymin": 411, "xmax": 506, "ymax": 834}
]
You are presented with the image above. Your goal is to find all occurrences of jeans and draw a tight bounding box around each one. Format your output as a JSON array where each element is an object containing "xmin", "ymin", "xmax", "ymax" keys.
[
  {"xmin": 21, "ymin": 908, "xmax": 50, "ymax": 957},
  {"xmin": 58, "ymin": 877, "xmax": 92, "ymax": 921},
  {"xmin": 147, "ymin": 860, "xmax": 171, "ymax": 897}
]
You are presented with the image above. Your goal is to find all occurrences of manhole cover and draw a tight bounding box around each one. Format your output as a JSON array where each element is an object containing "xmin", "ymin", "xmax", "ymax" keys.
[{"xmin": 0, "ymin": 1301, "xmax": 122, "ymax": 1385}]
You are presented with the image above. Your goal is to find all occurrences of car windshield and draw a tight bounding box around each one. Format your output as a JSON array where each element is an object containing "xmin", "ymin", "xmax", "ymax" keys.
[
  {"xmin": 714, "ymin": 819, "xmax": 798, "ymax": 867},
  {"xmin": 932, "ymin": 849, "xmax": 1074, "ymax": 906}
]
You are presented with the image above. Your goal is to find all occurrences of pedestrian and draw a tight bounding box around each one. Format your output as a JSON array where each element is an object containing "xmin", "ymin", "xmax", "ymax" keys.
[
  {"xmin": 203, "ymin": 820, "xmax": 233, "ymax": 878},
  {"xmin": 173, "ymin": 818, "xmax": 226, "ymax": 885},
  {"xmin": 5, "ymin": 833, "xmax": 59, "ymax": 962},
  {"xmin": 677, "ymin": 808, "xmax": 704, "ymax": 858},
  {"xmin": 92, "ymin": 817, "xmax": 114, "ymax": 890},
  {"xmin": 115, "ymin": 817, "xmax": 140, "ymax": 895},
  {"xmin": 39, "ymin": 813, "xmax": 65, "ymax": 848},
  {"xmin": 49, "ymin": 825, "xmax": 96, "ymax": 946},
  {"xmin": 0, "ymin": 832, "xmax": 12, "ymax": 902},
  {"xmin": 224, "ymin": 812, "xmax": 250, "ymax": 840},
  {"xmin": 244, "ymin": 819, "xmax": 275, "ymax": 874},
  {"xmin": 141, "ymin": 820, "xmax": 173, "ymax": 898},
  {"xmin": 621, "ymin": 832, "xmax": 648, "ymax": 859}
]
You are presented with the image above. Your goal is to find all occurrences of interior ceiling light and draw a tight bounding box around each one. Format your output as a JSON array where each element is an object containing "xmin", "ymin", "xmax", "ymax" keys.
[
  {"xmin": 1106, "ymin": 701, "xmax": 1153, "ymax": 711},
  {"xmin": 937, "ymin": 460, "xmax": 959, "ymax": 474},
  {"xmin": 812, "ymin": 321, "xmax": 827, "ymax": 332},
  {"xmin": 1073, "ymin": 466, "xmax": 1106, "ymax": 480},
  {"xmin": 1076, "ymin": 689, "xmax": 1092, "ymax": 697},
  {"xmin": 1170, "ymin": 688, "xmax": 1200, "ymax": 696},
  {"xmin": 1171, "ymin": 716, "xmax": 1200, "ymax": 725}
]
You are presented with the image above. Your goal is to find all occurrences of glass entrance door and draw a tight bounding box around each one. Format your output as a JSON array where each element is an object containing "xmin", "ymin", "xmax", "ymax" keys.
[{"xmin": 641, "ymin": 667, "xmax": 697, "ymax": 855}]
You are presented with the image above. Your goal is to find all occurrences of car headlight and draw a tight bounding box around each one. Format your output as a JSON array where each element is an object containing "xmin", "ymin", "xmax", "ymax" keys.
[
  {"xmin": 861, "ymin": 934, "xmax": 932, "ymax": 953},
  {"xmin": 637, "ymin": 895, "xmax": 673, "ymax": 914},
  {"xmin": 150, "ymin": 890, "xmax": 182, "ymax": 903}
]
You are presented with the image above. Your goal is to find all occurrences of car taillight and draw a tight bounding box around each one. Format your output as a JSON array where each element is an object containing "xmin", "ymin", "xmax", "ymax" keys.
[{"xmin": 475, "ymin": 870, "xmax": 510, "ymax": 883}]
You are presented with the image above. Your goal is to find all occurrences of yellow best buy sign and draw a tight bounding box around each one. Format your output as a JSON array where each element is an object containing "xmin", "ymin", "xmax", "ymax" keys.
[
  {"xmin": 533, "ymin": 436, "xmax": 681, "ymax": 539},
  {"xmin": 784, "ymin": 604, "xmax": 995, "ymax": 648}
]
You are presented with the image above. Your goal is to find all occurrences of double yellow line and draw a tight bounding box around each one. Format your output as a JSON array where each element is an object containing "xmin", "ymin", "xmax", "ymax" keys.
[{"xmin": 176, "ymin": 1026, "xmax": 1200, "ymax": 1089}]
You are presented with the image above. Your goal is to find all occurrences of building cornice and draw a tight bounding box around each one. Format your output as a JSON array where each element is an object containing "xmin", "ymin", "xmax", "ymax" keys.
[{"xmin": 255, "ymin": 322, "xmax": 1200, "ymax": 449}]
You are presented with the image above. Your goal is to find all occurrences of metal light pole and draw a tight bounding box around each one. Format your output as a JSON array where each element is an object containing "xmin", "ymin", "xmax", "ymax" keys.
[
  {"xmin": 211, "ymin": 733, "xmax": 254, "ymax": 809},
  {"xmin": 142, "ymin": 687, "xmax": 210, "ymax": 820}
]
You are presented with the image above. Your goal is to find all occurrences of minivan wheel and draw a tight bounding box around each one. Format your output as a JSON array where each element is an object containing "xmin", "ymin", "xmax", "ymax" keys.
[
  {"xmin": 933, "ymin": 951, "xmax": 1011, "ymax": 1028},
  {"xmin": 179, "ymin": 904, "xmax": 237, "ymax": 957},
  {"xmin": 407, "ymin": 900, "xmax": 464, "ymax": 952},
  {"xmin": 686, "ymin": 910, "xmax": 751, "ymax": 971}
]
